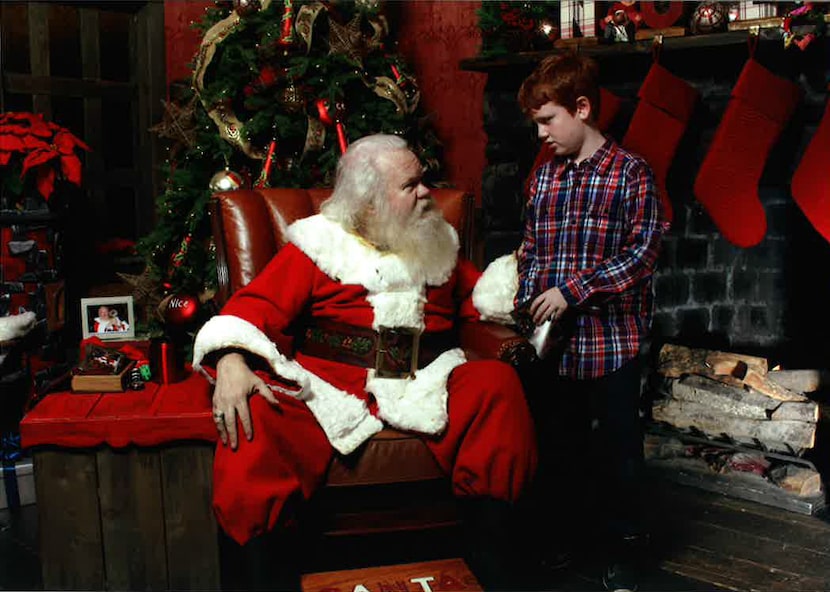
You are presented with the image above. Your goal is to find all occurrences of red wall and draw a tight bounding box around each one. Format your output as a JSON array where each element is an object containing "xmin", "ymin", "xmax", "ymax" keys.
[{"xmin": 162, "ymin": 1, "xmax": 486, "ymax": 205}]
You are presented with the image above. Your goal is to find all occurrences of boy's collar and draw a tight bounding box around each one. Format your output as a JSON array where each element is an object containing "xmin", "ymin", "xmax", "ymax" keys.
[{"xmin": 557, "ymin": 136, "xmax": 616, "ymax": 177}]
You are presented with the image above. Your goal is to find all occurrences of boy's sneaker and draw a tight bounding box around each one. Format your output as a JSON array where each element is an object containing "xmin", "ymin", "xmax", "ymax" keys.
[
  {"xmin": 602, "ymin": 561, "xmax": 639, "ymax": 592},
  {"xmin": 540, "ymin": 547, "xmax": 573, "ymax": 571}
]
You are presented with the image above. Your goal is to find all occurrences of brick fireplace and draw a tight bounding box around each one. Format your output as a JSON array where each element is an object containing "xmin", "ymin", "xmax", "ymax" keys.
[{"xmin": 464, "ymin": 35, "xmax": 830, "ymax": 369}]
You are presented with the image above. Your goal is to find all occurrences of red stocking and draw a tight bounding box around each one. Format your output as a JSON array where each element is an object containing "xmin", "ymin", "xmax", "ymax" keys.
[
  {"xmin": 596, "ymin": 87, "xmax": 623, "ymax": 134},
  {"xmin": 693, "ymin": 59, "xmax": 801, "ymax": 247},
  {"xmin": 525, "ymin": 88, "xmax": 622, "ymax": 195},
  {"xmin": 792, "ymin": 89, "xmax": 830, "ymax": 243},
  {"xmin": 622, "ymin": 62, "xmax": 699, "ymax": 223}
]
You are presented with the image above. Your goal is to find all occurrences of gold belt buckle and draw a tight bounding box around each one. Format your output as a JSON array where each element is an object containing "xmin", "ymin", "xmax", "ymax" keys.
[{"xmin": 375, "ymin": 327, "xmax": 420, "ymax": 379}]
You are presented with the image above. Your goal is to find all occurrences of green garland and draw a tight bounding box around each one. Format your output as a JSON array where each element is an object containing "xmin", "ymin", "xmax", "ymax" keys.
[{"xmin": 477, "ymin": 1, "xmax": 560, "ymax": 57}]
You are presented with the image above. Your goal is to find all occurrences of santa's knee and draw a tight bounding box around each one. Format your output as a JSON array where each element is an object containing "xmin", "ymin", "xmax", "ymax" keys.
[{"xmin": 463, "ymin": 359, "xmax": 527, "ymax": 408}]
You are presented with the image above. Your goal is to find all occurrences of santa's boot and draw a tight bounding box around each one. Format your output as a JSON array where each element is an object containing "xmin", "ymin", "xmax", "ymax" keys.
[
  {"xmin": 460, "ymin": 497, "xmax": 528, "ymax": 591},
  {"xmin": 218, "ymin": 527, "xmax": 302, "ymax": 592}
]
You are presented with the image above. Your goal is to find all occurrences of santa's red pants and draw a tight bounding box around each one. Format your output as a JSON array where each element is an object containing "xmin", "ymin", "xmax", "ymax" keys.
[{"xmin": 212, "ymin": 360, "xmax": 538, "ymax": 545}]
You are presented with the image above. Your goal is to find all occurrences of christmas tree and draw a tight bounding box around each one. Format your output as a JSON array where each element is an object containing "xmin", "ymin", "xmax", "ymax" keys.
[{"xmin": 137, "ymin": 0, "xmax": 444, "ymax": 323}]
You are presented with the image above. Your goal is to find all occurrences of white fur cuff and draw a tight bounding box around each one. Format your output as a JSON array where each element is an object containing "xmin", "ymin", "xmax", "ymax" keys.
[
  {"xmin": 472, "ymin": 252, "xmax": 519, "ymax": 324},
  {"xmin": 191, "ymin": 314, "xmax": 310, "ymax": 396},
  {"xmin": 0, "ymin": 311, "xmax": 37, "ymax": 342}
]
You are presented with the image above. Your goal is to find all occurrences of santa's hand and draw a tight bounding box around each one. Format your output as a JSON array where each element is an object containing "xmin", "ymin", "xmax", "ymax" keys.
[
  {"xmin": 213, "ymin": 352, "xmax": 279, "ymax": 450},
  {"xmin": 529, "ymin": 287, "xmax": 569, "ymax": 326}
]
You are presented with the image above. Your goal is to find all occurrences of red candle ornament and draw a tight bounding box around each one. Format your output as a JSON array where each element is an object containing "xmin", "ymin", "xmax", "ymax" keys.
[
  {"xmin": 279, "ymin": 0, "xmax": 294, "ymax": 47},
  {"xmin": 315, "ymin": 99, "xmax": 348, "ymax": 154},
  {"xmin": 315, "ymin": 98, "xmax": 335, "ymax": 126},
  {"xmin": 255, "ymin": 139, "xmax": 278, "ymax": 188}
]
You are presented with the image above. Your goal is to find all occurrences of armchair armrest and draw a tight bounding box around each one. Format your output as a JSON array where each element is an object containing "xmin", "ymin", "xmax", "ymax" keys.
[{"xmin": 459, "ymin": 321, "xmax": 538, "ymax": 367}]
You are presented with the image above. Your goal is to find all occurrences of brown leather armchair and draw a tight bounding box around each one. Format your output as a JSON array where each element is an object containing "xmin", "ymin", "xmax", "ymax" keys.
[{"xmin": 209, "ymin": 187, "xmax": 534, "ymax": 566}]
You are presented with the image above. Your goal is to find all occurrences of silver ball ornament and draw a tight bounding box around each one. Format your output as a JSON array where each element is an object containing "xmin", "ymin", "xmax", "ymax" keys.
[{"xmin": 209, "ymin": 168, "xmax": 245, "ymax": 193}]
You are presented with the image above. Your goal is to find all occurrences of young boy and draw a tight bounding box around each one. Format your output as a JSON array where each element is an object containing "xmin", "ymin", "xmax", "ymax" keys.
[{"xmin": 516, "ymin": 53, "xmax": 669, "ymax": 592}]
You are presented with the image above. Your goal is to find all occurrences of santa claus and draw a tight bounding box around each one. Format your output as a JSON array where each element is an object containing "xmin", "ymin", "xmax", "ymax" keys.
[{"xmin": 192, "ymin": 134, "xmax": 535, "ymax": 590}]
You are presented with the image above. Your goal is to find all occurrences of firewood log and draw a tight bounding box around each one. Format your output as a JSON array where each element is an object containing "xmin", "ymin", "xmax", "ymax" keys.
[
  {"xmin": 652, "ymin": 399, "xmax": 816, "ymax": 451},
  {"xmin": 767, "ymin": 369, "xmax": 830, "ymax": 394},
  {"xmin": 670, "ymin": 375, "xmax": 775, "ymax": 420}
]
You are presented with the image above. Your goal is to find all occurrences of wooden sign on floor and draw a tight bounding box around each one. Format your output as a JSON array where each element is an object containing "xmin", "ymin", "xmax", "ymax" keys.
[{"xmin": 301, "ymin": 558, "xmax": 482, "ymax": 592}]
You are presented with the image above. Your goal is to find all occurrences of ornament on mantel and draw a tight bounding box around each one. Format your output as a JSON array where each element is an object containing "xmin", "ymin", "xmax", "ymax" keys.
[
  {"xmin": 690, "ymin": 2, "xmax": 729, "ymax": 35},
  {"xmin": 209, "ymin": 168, "xmax": 246, "ymax": 193}
]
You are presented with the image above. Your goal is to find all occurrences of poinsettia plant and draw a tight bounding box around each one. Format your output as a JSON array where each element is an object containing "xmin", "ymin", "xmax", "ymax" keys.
[{"xmin": 0, "ymin": 111, "xmax": 90, "ymax": 203}]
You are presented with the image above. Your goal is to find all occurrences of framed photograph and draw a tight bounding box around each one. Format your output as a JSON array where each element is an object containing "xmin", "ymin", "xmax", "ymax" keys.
[{"xmin": 81, "ymin": 296, "xmax": 135, "ymax": 341}]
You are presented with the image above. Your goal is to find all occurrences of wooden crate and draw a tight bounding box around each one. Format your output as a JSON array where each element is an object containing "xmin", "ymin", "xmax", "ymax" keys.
[
  {"xmin": 33, "ymin": 443, "xmax": 219, "ymax": 591},
  {"xmin": 21, "ymin": 373, "xmax": 220, "ymax": 591},
  {"xmin": 302, "ymin": 558, "xmax": 482, "ymax": 592}
]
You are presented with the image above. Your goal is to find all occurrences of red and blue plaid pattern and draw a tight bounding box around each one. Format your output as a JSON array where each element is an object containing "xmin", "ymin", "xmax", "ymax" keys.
[{"xmin": 517, "ymin": 139, "xmax": 669, "ymax": 379}]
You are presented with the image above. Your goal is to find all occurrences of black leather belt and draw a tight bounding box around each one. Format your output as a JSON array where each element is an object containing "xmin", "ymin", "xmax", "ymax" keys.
[{"xmin": 300, "ymin": 320, "xmax": 457, "ymax": 379}]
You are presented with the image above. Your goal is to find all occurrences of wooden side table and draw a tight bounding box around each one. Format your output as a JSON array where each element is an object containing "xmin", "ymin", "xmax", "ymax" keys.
[{"xmin": 20, "ymin": 372, "xmax": 219, "ymax": 591}]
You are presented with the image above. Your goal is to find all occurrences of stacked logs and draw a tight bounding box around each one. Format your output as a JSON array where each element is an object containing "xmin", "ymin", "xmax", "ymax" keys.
[{"xmin": 653, "ymin": 344, "xmax": 820, "ymax": 454}]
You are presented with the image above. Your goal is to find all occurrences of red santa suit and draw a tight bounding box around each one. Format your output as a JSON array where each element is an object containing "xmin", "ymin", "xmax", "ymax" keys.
[{"xmin": 192, "ymin": 213, "xmax": 535, "ymax": 545}]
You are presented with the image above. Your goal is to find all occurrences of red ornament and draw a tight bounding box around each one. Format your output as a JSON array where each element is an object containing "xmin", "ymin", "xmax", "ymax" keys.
[
  {"xmin": 162, "ymin": 294, "xmax": 200, "ymax": 328},
  {"xmin": 278, "ymin": 0, "xmax": 295, "ymax": 47},
  {"xmin": 255, "ymin": 139, "xmax": 278, "ymax": 188},
  {"xmin": 315, "ymin": 99, "xmax": 348, "ymax": 154}
]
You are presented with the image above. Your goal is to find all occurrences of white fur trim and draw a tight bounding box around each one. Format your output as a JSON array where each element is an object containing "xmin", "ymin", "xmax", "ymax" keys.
[
  {"xmin": 366, "ymin": 348, "xmax": 466, "ymax": 435},
  {"xmin": 473, "ymin": 252, "xmax": 519, "ymax": 324},
  {"xmin": 287, "ymin": 214, "xmax": 458, "ymax": 289},
  {"xmin": 0, "ymin": 311, "xmax": 36, "ymax": 341},
  {"xmin": 192, "ymin": 314, "xmax": 382, "ymax": 455},
  {"xmin": 367, "ymin": 291, "xmax": 425, "ymax": 331},
  {"xmin": 303, "ymin": 373, "xmax": 384, "ymax": 455},
  {"xmin": 287, "ymin": 215, "xmax": 458, "ymax": 330},
  {"xmin": 192, "ymin": 315, "xmax": 309, "ymax": 394}
]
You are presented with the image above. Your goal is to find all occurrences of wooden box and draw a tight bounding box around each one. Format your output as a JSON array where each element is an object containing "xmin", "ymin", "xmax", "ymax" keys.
[
  {"xmin": 301, "ymin": 558, "xmax": 482, "ymax": 592},
  {"xmin": 71, "ymin": 361, "xmax": 134, "ymax": 393}
]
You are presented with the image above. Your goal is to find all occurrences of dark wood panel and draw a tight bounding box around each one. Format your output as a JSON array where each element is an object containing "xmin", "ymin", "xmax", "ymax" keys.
[
  {"xmin": 4, "ymin": 73, "xmax": 133, "ymax": 98},
  {"xmin": 132, "ymin": 0, "xmax": 166, "ymax": 236},
  {"xmin": 27, "ymin": 2, "xmax": 50, "ymax": 115},
  {"xmin": 161, "ymin": 444, "xmax": 221, "ymax": 591},
  {"xmin": 96, "ymin": 447, "xmax": 167, "ymax": 591},
  {"xmin": 34, "ymin": 449, "xmax": 104, "ymax": 591},
  {"xmin": 79, "ymin": 7, "xmax": 107, "ymax": 217}
]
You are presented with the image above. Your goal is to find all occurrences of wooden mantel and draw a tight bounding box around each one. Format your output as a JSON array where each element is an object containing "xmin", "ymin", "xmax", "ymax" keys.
[{"xmin": 460, "ymin": 29, "xmax": 794, "ymax": 72}]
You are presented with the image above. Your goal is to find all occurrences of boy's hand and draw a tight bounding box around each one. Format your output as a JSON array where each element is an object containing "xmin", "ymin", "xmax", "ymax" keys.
[{"xmin": 530, "ymin": 287, "xmax": 568, "ymax": 325}]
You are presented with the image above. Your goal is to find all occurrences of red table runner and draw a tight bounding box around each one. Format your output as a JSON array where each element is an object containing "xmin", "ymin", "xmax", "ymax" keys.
[{"xmin": 20, "ymin": 372, "xmax": 218, "ymax": 449}]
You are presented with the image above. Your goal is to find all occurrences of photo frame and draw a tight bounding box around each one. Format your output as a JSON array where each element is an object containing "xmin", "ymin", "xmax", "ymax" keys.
[{"xmin": 80, "ymin": 296, "xmax": 135, "ymax": 341}]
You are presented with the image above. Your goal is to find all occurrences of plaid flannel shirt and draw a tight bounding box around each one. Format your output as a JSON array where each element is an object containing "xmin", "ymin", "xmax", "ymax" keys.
[{"xmin": 517, "ymin": 138, "xmax": 669, "ymax": 380}]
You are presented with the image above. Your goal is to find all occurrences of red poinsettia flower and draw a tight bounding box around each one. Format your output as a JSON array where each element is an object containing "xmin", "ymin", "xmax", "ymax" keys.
[{"xmin": 0, "ymin": 111, "xmax": 91, "ymax": 201}]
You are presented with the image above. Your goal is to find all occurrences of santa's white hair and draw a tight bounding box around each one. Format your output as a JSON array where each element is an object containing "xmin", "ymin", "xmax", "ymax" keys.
[
  {"xmin": 319, "ymin": 134, "xmax": 457, "ymax": 275},
  {"xmin": 320, "ymin": 134, "xmax": 408, "ymax": 232}
]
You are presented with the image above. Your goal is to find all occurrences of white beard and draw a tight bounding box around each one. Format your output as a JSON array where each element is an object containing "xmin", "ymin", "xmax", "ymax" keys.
[{"xmin": 363, "ymin": 200, "xmax": 458, "ymax": 283}]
